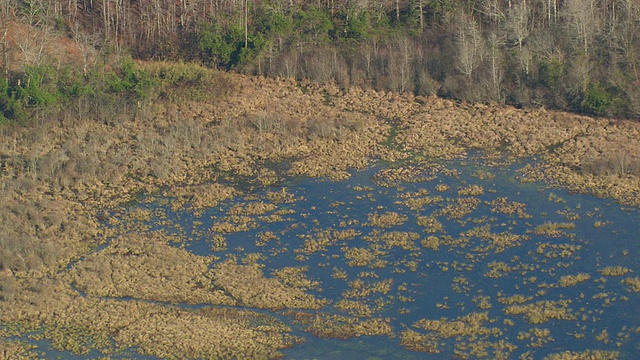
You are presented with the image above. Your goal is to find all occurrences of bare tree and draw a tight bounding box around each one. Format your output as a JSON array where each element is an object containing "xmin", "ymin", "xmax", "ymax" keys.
[
  {"xmin": 71, "ymin": 23, "xmax": 98, "ymax": 77},
  {"xmin": 400, "ymin": 36, "xmax": 413, "ymax": 92},
  {"xmin": 505, "ymin": 2, "xmax": 530, "ymax": 50},
  {"xmin": 20, "ymin": 0, "xmax": 49, "ymax": 27},
  {"xmin": 480, "ymin": 0, "xmax": 506, "ymax": 27},
  {"xmin": 486, "ymin": 31, "xmax": 505, "ymax": 100},
  {"xmin": 1, "ymin": 11, "xmax": 8, "ymax": 79},
  {"xmin": 412, "ymin": 0, "xmax": 424, "ymax": 29},
  {"xmin": 549, "ymin": 0, "xmax": 559, "ymax": 24},
  {"xmin": 15, "ymin": 1, "xmax": 51, "ymax": 68},
  {"xmin": 563, "ymin": 0, "xmax": 602, "ymax": 55},
  {"xmin": 615, "ymin": 0, "xmax": 640, "ymax": 83},
  {"xmin": 454, "ymin": 12, "xmax": 484, "ymax": 79},
  {"xmin": 1, "ymin": 0, "xmax": 18, "ymax": 18}
]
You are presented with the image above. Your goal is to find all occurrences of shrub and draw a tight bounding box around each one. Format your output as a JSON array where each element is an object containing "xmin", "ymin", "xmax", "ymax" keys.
[
  {"xmin": 0, "ymin": 66, "xmax": 60, "ymax": 123},
  {"xmin": 139, "ymin": 61, "xmax": 235, "ymax": 101},
  {"xmin": 538, "ymin": 60, "xmax": 565, "ymax": 89},
  {"xmin": 581, "ymin": 81, "xmax": 610, "ymax": 116},
  {"xmin": 104, "ymin": 59, "xmax": 154, "ymax": 100},
  {"xmin": 255, "ymin": 7, "xmax": 293, "ymax": 36},
  {"xmin": 293, "ymin": 6, "xmax": 333, "ymax": 43},
  {"xmin": 0, "ymin": 77, "xmax": 24, "ymax": 122}
]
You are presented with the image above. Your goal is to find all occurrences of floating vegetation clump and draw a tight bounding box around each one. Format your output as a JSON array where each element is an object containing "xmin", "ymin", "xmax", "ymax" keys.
[
  {"xmin": 416, "ymin": 215, "xmax": 445, "ymax": 233},
  {"xmin": 421, "ymin": 236, "xmax": 440, "ymax": 250},
  {"xmin": 462, "ymin": 224, "xmax": 528, "ymax": 254},
  {"xmin": 228, "ymin": 201, "xmax": 278, "ymax": 216},
  {"xmin": 598, "ymin": 266, "xmax": 632, "ymax": 276},
  {"xmin": 532, "ymin": 222, "xmax": 576, "ymax": 237},
  {"xmin": 517, "ymin": 327, "xmax": 554, "ymax": 348},
  {"xmin": 266, "ymin": 188, "xmax": 298, "ymax": 204},
  {"xmin": 504, "ymin": 300, "xmax": 576, "ymax": 324},
  {"xmin": 489, "ymin": 197, "xmax": 531, "ymax": 219},
  {"xmin": 400, "ymin": 312, "xmax": 515, "ymax": 357},
  {"xmin": 255, "ymin": 231, "xmax": 279, "ymax": 247},
  {"xmin": 211, "ymin": 215, "xmax": 258, "ymax": 233},
  {"xmin": 372, "ymin": 164, "xmax": 438, "ymax": 187},
  {"xmin": 621, "ymin": 277, "xmax": 640, "ymax": 292},
  {"xmin": 536, "ymin": 243, "xmax": 581, "ymax": 259},
  {"xmin": 458, "ymin": 184, "xmax": 485, "ymax": 196},
  {"xmin": 167, "ymin": 183, "xmax": 239, "ymax": 211},
  {"xmin": 367, "ymin": 211, "xmax": 408, "ymax": 228},
  {"xmin": 272, "ymin": 266, "xmax": 320, "ymax": 290},
  {"xmin": 543, "ymin": 349, "xmax": 619, "ymax": 359},
  {"xmin": 289, "ymin": 312, "xmax": 393, "ymax": 339},
  {"xmin": 0, "ymin": 339, "xmax": 39, "ymax": 359},
  {"xmin": 211, "ymin": 234, "xmax": 228, "ymax": 251},
  {"xmin": 375, "ymin": 231, "xmax": 421, "ymax": 251},
  {"xmin": 435, "ymin": 184, "xmax": 450, "ymax": 192},
  {"xmin": 296, "ymin": 228, "xmax": 359, "ymax": 255},
  {"xmin": 401, "ymin": 194, "xmax": 444, "ymax": 211},
  {"xmin": 437, "ymin": 197, "xmax": 482, "ymax": 219},
  {"xmin": 558, "ymin": 273, "xmax": 592, "ymax": 287},
  {"xmin": 343, "ymin": 247, "xmax": 378, "ymax": 267}
]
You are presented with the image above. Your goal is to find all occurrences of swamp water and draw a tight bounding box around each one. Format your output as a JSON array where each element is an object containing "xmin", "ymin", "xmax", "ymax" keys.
[{"xmin": 29, "ymin": 157, "xmax": 640, "ymax": 359}]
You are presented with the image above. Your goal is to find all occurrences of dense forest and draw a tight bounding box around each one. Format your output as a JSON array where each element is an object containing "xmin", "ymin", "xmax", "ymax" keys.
[{"xmin": 1, "ymin": 0, "xmax": 640, "ymax": 122}]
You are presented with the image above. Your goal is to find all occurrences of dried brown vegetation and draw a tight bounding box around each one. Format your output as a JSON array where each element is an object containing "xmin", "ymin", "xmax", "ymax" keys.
[{"xmin": 2, "ymin": 62, "xmax": 640, "ymax": 358}]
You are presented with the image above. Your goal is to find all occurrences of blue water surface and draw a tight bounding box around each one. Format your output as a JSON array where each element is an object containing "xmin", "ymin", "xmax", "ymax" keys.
[{"xmin": 24, "ymin": 157, "xmax": 640, "ymax": 359}]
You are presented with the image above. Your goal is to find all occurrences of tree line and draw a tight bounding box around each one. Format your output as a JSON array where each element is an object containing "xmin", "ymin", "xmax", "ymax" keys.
[{"xmin": 1, "ymin": 0, "xmax": 640, "ymax": 120}]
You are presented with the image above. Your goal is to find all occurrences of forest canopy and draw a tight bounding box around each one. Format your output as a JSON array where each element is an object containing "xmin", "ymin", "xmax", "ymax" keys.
[{"xmin": 1, "ymin": 0, "xmax": 640, "ymax": 121}]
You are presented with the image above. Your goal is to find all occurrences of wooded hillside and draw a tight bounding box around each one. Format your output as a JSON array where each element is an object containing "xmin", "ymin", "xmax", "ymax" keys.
[{"xmin": 1, "ymin": 0, "xmax": 640, "ymax": 120}]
